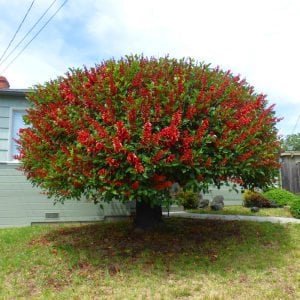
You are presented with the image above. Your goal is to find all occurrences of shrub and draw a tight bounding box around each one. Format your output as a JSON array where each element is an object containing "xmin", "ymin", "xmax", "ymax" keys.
[
  {"xmin": 263, "ymin": 188, "xmax": 296, "ymax": 206},
  {"xmin": 176, "ymin": 191, "xmax": 199, "ymax": 209},
  {"xmin": 243, "ymin": 190, "xmax": 274, "ymax": 208},
  {"xmin": 290, "ymin": 196, "xmax": 300, "ymax": 219}
]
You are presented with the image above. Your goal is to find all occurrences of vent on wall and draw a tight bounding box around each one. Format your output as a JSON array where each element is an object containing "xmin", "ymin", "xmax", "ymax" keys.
[{"xmin": 45, "ymin": 212, "xmax": 59, "ymax": 219}]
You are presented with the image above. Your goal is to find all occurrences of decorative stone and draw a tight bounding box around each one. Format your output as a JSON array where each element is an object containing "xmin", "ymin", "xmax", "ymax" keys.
[
  {"xmin": 251, "ymin": 207, "xmax": 260, "ymax": 213},
  {"xmin": 210, "ymin": 195, "xmax": 224, "ymax": 211},
  {"xmin": 198, "ymin": 198, "xmax": 210, "ymax": 208}
]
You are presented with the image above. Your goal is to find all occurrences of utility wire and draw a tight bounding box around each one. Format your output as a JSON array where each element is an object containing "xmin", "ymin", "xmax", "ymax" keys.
[
  {"xmin": 0, "ymin": 0, "xmax": 35, "ymax": 63},
  {"xmin": 0, "ymin": 0, "xmax": 58, "ymax": 68},
  {"xmin": 0, "ymin": 0, "xmax": 68, "ymax": 74}
]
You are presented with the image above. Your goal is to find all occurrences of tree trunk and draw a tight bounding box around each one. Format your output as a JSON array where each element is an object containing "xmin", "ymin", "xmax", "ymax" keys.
[{"xmin": 135, "ymin": 200, "xmax": 162, "ymax": 230}]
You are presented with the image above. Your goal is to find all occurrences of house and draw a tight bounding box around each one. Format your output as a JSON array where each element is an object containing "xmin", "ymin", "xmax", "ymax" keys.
[
  {"xmin": 280, "ymin": 152, "xmax": 300, "ymax": 194},
  {"xmin": 0, "ymin": 77, "xmax": 130, "ymax": 228}
]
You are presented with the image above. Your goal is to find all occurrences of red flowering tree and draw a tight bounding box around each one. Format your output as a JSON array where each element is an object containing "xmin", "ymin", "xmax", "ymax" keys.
[{"xmin": 18, "ymin": 55, "xmax": 281, "ymax": 229}]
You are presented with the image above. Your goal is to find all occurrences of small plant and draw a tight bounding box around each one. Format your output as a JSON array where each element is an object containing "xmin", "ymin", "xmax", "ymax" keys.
[
  {"xmin": 243, "ymin": 190, "xmax": 274, "ymax": 208},
  {"xmin": 176, "ymin": 191, "xmax": 199, "ymax": 209},
  {"xmin": 290, "ymin": 196, "xmax": 300, "ymax": 219},
  {"xmin": 263, "ymin": 188, "xmax": 296, "ymax": 206}
]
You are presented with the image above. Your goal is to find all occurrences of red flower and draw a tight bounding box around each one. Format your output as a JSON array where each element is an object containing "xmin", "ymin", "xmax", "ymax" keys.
[
  {"xmin": 154, "ymin": 180, "xmax": 173, "ymax": 190},
  {"xmin": 196, "ymin": 119, "xmax": 209, "ymax": 141},
  {"xmin": 186, "ymin": 105, "xmax": 197, "ymax": 120},
  {"xmin": 152, "ymin": 174, "xmax": 167, "ymax": 182},
  {"xmin": 96, "ymin": 142, "xmax": 105, "ymax": 151},
  {"xmin": 151, "ymin": 150, "xmax": 165, "ymax": 163},
  {"xmin": 127, "ymin": 152, "xmax": 138, "ymax": 164},
  {"xmin": 180, "ymin": 149, "xmax": 193, "ymax": 163},
  {"xmin": 131, "ymin": 181, "xmax": 139, "ymax": 190},
  {"xmin": 165, "ymin": 154, "xmax": 175, "ymax": 163},
  {"xmin": 116, "ymin": 121, "xmax": 130, "ymax": 142},
  {"xmin": 127, "ymin": 152, "xmax": 144, "ymax": 173},
  {"xmin": 141, "ymin": 121, "xmax": 152, "ymax": 144},
  {"xmin": 113, "ymin": 137, "xmax": 124, "ymax": 153},
  {"xmin": 171, "ymin": 111, "xmax": 182, "ymax": 126},
  {"xmin": 156, "ymin": 125, "xmax": 179, "ymax": 147},
  {"xmin": 77, "ymin": 130, "xmax": 90, "ymax": 145},
  {"xmin": 132, "ymin": 72, "xmax": 143, "ymax": 87},
  {"xmin": 134, "ymin": 163, "xmax": 144, "ymax": 173},
  {"xmin": 98, "ymin": 168, "xmax": 106, "ymax": 176},
  {"xmin": 106, "ymin": 157, "xmax": 119, "ymax": 167}
]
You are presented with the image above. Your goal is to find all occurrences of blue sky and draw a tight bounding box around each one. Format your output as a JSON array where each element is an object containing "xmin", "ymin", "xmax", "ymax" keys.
[{"xmin": 0, "ymin": 0, "xmax": 299, "ymax": 135}]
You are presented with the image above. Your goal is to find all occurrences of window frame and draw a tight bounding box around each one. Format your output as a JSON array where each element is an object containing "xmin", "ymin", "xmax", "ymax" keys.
[{"xmin": 8, "ymin": 107, "xmax": 27, "ymax": 162}]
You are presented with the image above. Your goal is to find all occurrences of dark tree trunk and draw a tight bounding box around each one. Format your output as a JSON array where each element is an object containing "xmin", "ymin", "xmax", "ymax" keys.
[{"xmin": 135, "ymin": 200, "xmax": 162, "ymax": 230}]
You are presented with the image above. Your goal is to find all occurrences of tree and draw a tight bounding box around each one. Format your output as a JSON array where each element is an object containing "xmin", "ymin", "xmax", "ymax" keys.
[
  {"xmin": 18, "ymin": 55, "xmax": 281, "ymax": 229},
  {"xmin": 282, "ymin": 133, "xmax": 300, "ymax": 151}
]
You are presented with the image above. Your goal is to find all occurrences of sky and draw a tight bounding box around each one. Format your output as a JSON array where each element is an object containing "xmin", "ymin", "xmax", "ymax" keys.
[{"xmin": 0, "ymin": 0, "xmax": 299, "ymax": 136}]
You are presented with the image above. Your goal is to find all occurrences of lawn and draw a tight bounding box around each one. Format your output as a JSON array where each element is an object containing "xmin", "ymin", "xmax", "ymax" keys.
[
  {"xmin": 1, "ymin": 218, "xmax": 299, "ymax": 299},
  {"xmin": 188, "ymin": 205, "xmax": 294, "ymax": 218}
]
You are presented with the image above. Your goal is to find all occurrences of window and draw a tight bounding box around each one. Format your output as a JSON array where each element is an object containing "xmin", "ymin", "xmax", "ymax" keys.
[{"xmin": 9, "ymin": 109, "xmax": 27, "ymax": 160}]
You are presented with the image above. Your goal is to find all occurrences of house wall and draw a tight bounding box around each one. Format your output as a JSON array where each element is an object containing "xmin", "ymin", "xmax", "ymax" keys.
[
  {"xmin": 202, "ymin": 184, "xmax": 243, "ymax": 205},
  {"xmin": 0, "ymin": 162, "xmax": 130, "ymax": 228}
]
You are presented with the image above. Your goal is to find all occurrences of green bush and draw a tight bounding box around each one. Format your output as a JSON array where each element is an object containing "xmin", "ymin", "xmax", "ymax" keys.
[
  {"xmin": 243, "ymin": 190, "xmax": 274, "ymax": 208},
  {"xmin": 176, "ymin": 191, "xmax": 199, "ymax": 209},
  {"xmin": 263, "ymin": 188, "xmax": 296, "ymax": 206},
  {"xmin": 290, "ymin": 196, "xmax": 300, "ymax": 219}
]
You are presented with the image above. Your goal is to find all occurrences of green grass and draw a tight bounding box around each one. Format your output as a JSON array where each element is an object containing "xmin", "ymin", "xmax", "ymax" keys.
[
  {"xmin": 188, "ymin": 205, "xmax": 294, "ymax": 218},
  {"xmin": 1, "ymin": 219, "xmax": 300, "ymax": 299}
]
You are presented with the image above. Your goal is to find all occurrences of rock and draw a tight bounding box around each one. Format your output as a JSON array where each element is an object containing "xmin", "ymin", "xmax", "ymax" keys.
[
  {"xmin": 210, "ymin": 195, "xmax": 224, "ymax": 211},
  {"xmin": 198, "ymin": 198, "xmax": 210, "ymax": 208},
  {"xmin": 210, "ymin": 203, "xmax": 223, "ymax": 211},
  {"xmin": 251, "ymin": 207, "xmax": 260, "ymax": 213}
]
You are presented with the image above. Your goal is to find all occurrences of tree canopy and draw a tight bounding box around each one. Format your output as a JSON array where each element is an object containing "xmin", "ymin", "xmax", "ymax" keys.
[
  {"xmin": 18, "ymin": 56, "xmax": 281, "ymax": 208},
  {"xmin": 282, "ymin": 133, "xmax": 300, "ymax": 151}
]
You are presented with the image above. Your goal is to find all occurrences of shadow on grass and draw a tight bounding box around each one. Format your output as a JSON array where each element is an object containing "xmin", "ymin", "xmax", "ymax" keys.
[{"xmin": 33, "ymin": 218, "xmax": 293, "ymax": 277}]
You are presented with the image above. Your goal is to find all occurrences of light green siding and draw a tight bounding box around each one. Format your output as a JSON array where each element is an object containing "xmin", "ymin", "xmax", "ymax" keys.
[
  {"xmin": 202, "ymin": 184, "xmax": 243, "ymax": 205},
  {"xmin": 0, "ymin": 163, "xmax": 130, "ymax": 228}
]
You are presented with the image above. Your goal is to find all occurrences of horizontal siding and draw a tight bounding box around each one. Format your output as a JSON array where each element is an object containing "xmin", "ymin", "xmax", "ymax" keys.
[
  {"xmin": 0, "ymin": 174, "xmax": 28, "ymax": 183},
  {"xmin": 0, "ymin": 117, "xmax": 9, "ymax": 129},
  {"xmin": 0, "ymin": 164, "xmax": 22, "ymax": 172},
  {"xmin": 0, "ymin": 163, "xmax": 130, "ymax": 227},
  {"xmin": 0, "ymin": 128, "xmax": 9, "ymax": 139},
  {"xmin": 202, "ymin": 184, "xmax": 243, "ymax": 205},
  {"xmin": 0, "ymin": 106, "xmax": 9, "ymax": 118},
  {"xmin": 0, "ymin": 150, "xmax": 7, "ymax": 161},
  {"xmin": 0, "ymin": 140, "xmax": 8, "ymax": 151}
]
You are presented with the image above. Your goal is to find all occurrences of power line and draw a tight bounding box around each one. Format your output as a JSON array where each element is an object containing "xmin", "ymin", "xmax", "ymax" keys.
[
  {"xmin": 0, "ymin": 0, "xmax": 58, "ymax": 68},
  {"xmin": 0, "ymin": 0, "xmax": 68, "ymax": 74},
  {"xmin": 0, "ymin": 0, "xmax": 35, "ymax": 63}
]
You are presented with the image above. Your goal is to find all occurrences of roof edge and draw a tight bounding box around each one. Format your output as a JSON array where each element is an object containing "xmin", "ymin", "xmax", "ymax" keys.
[{"xmin": 0, "ymin": 88, "xmax": 32, "ymax": 96}]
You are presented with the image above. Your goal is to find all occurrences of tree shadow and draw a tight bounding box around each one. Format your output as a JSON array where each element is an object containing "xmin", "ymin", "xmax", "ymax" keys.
[{"xmin": 33, "ymin": 218, "xmax": 293, "ymax": 276}]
